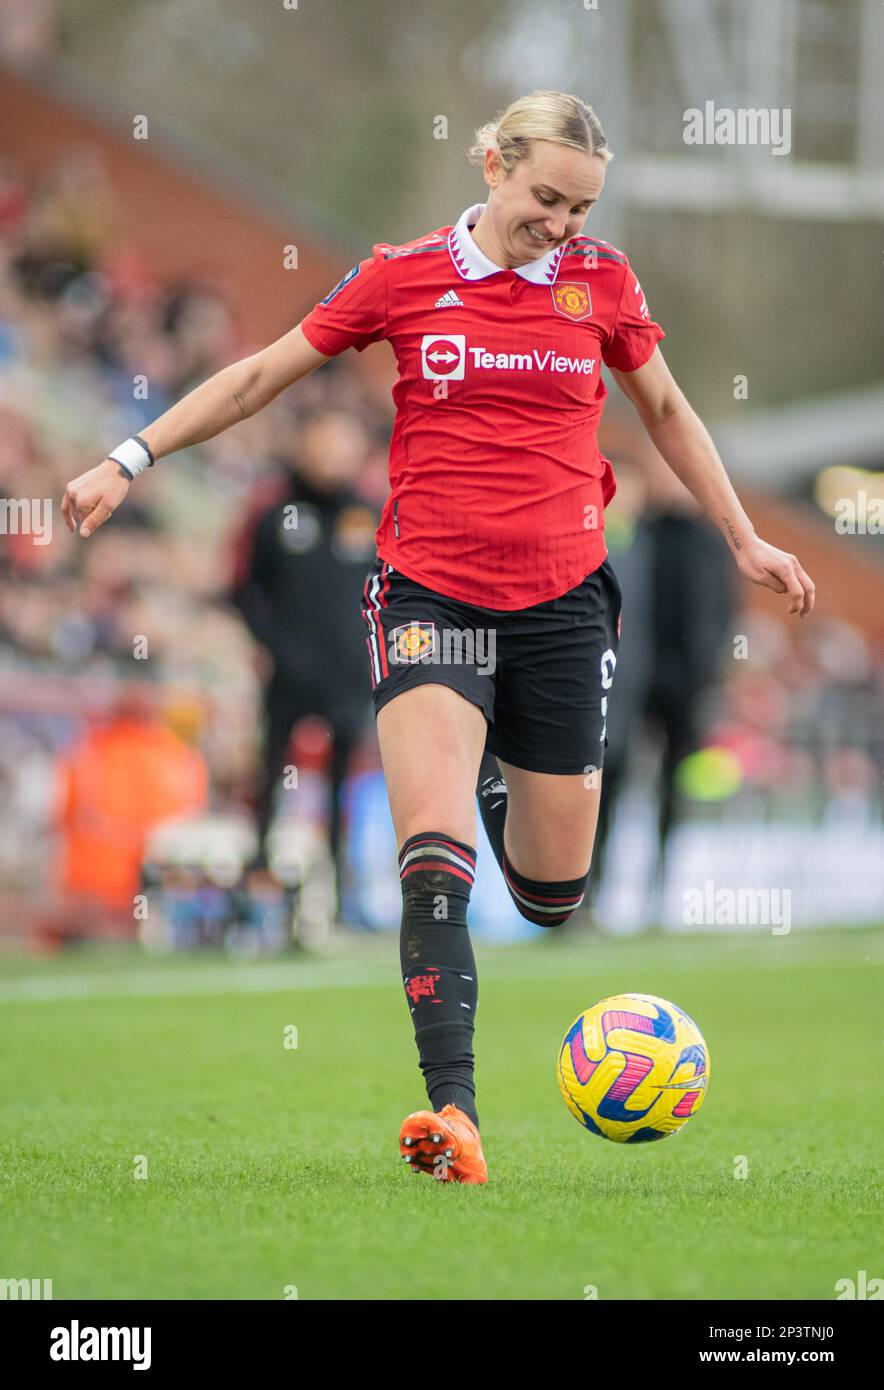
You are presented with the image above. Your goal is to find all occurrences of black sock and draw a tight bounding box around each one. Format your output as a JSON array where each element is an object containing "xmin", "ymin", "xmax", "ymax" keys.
[
  {"xmin": 399, "ymin": 831, "xmax": 479, "ymax": 1128},
  {"xmin": 502, "ymin": 848, "xmax": 589, "ymax": 927},
  {"xmin": 477, "ymin": 747, "xmax": 508, "ymax": 872}
]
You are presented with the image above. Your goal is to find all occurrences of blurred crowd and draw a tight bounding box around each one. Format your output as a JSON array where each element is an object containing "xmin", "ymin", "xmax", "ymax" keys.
[
  {"xmin": 0, "ymin": 148, "xmax": 391, "ymax": 919},
  {"xmin": 601, "ymin": 470, "xmax": 884, "ymax": 827},
  {"xmin": 0, "ymin": 147, "xmax": 882, "ymax": 941}
]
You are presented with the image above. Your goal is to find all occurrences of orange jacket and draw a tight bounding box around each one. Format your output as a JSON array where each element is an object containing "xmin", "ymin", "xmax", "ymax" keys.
[{"xmin": 57, "ymin": 717, "xmax": 209, "ymax": 911}]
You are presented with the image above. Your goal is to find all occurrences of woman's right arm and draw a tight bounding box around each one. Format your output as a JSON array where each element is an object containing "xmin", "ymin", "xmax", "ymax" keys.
[{"xmin": 61, "ymin": 323, "xmax": 329, "ymax": 537}]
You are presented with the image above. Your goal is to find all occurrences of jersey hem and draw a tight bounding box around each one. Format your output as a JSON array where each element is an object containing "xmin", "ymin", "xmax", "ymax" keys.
[{"xmin": 374, "ymin": 544, "xmax": 610, "ymax": 613}]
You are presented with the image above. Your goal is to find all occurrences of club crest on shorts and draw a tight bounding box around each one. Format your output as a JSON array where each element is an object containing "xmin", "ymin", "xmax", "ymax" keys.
[
  {"xmin": 551, "ymin": 283, "xmax": 592, "ymax": 320},
  {"xmin": 391, "ymin": 621, "xmax": 436, "ymax": 663}
]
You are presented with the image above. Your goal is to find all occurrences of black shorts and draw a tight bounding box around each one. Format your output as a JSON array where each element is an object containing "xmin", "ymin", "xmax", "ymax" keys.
[{"xmin": 360, "ymin": 557, "xmax": 622, "ymax": 775}]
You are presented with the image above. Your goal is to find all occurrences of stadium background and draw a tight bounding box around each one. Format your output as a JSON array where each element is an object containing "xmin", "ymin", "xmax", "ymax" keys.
[
  {"xmin": 0, "ymin": 0, "xmax": 882, "ymax": 1303},
  {"xmin": 1, "ymin": 0, "xmax": 881, "ymax": 943}
]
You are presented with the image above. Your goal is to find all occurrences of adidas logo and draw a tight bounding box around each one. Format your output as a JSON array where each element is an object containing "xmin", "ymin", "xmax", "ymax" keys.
[{"xmin": 435, "ymin": 289, "xmax": 464, "ymax": 308}]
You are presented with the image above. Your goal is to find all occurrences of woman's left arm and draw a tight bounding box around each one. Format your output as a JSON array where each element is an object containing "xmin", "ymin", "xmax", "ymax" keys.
[{"xmin": 610, "ymin": 347, "xmax": 815, "ymax": 617}]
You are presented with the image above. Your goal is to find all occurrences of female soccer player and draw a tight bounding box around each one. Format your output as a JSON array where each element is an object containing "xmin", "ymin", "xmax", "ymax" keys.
[{"xmin": 62, "ymin": 90, "xmax": 815, "ymax": 1185}]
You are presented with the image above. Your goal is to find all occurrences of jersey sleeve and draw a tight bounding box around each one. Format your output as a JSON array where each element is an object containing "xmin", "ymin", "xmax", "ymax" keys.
[
  {"xmin": 299, "ymin": 247, "xmax": 387, "ymax": 356},
  {"xmin": 602, "ymin": 256, "xmax": 665, "ymax": 372}
]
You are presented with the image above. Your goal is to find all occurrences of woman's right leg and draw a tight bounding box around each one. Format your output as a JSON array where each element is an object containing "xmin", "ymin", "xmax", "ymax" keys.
[
  {"xmin": 376, "ymin": 682, "xmax": 489, "ymax": 1178},
  {"xmin": 376, "ymin": 681, "xmax": 487, "ymax": 847}
]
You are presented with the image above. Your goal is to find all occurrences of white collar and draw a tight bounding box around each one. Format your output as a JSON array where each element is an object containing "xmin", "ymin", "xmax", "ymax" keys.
[{"xmin": 448, "ymin": 203, "xmax": 566, "ymax": 284}]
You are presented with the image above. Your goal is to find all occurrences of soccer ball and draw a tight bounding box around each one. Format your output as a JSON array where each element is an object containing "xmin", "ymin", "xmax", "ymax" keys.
[{"xmin": 557, "ymin": 992, "xmax": 710, "ymax": 1143}]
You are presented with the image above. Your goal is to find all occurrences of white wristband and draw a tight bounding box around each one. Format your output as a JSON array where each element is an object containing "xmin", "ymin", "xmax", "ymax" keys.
[{"xmin": 108, "ymin": 436, "xmax": 154, "ymax": 480}]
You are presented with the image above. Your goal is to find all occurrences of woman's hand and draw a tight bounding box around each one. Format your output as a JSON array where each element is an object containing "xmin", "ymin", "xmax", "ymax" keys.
[
  {"xmin": 61, "ymin": 459, "xmax": 131, "ymax": 538},
  {"xmin": 735, "ymin": 537, "xmax": 815, "ymax": 616}
]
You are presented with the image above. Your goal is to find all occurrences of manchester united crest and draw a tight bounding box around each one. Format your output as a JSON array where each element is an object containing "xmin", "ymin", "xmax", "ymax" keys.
[
  {"xmin": 391, "ymin": 621, "xmax": 436, "ymax": 663},
  {"xmin": 551, "ymin": 283, "xmax": 592, "ymax": 321}
]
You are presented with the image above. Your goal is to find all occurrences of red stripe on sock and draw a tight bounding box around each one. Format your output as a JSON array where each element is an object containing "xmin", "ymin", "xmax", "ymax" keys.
[
  {"xmin": 399, "ymin": 837, "xmax": 477, "ymax": 868},
  {"xmin": 399, "ymin": 862, "xmax": 475, "ymax": 886},
  {"xmin": 502, "ymin": 861, "xmax": 582, "ymax": 905}
]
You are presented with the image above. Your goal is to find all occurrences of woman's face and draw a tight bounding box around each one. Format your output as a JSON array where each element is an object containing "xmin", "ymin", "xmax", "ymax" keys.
[{"xmin": 483, "ymin": 140, "xmax": 607, "ymax": 266}]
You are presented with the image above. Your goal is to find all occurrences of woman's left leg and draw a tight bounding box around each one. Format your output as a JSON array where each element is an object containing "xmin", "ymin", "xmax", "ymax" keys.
[
  {"xmin": 499, "ymin": 763, "xmax": 602, "ymax": 882},
  {"xmin": 476, "ymin": 559, "xmax": 622, "ymax": 925},
  {"xmin": 481, "ymin": 761, "xmax": 601, "ymax": 928}
]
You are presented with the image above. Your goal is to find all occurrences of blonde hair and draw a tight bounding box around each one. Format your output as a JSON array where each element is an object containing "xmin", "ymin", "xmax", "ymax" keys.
[{"xmin": 468, "ymin": 90, "xmax": 612, "ymax": 172}]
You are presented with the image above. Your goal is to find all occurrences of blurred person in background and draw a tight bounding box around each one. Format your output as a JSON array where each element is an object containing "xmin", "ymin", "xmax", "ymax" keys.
[
  {"xmin": 10, "ymin": 148, "xmax": 118, "ymax": 299},
  {"xmin": 643, "ymin": 474, "xmax": 736, "ymax": 869},
  {"xmin": 591, "ymin": 445, "xmax": 736, "ymax": 909},
  {"xmin": 161, "ymin": 283, "xmax": 240, "ymax": 395},
  {"xmin": 229, "ymin": 403, "xmax": 378, "ymax": 915},
  {"xmin": 54, "ymin": 688, "xmax": 209, "ymax": 931}
]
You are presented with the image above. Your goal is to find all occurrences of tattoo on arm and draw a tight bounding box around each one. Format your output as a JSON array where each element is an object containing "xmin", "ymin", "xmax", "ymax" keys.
[
  {"xmin": 723, "ymin": 517, "xmax": 741, "ymax": 550},
  {"xmin": 233, "ymin": 391, "xmax": 248, "ymax": 420}
]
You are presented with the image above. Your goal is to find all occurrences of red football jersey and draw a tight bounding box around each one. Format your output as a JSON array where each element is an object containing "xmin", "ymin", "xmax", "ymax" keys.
[{"xmin": 299, "ymin": 202, "xmax": 664, "ymax": 609}]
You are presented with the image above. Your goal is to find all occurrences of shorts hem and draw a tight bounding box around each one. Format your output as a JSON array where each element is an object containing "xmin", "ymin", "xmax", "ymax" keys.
[
  {"xmin": 488, "ymin": 746, "xmax": 606, "ymax": 776},
  {"xmin": 372, "ymin": 672, "xmax": 494, "ymax": 724}
]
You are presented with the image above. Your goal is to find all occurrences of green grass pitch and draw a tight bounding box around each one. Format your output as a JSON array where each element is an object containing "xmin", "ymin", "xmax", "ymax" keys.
[{"xmin": 1, "ymin": 927, "xmax": 881, "ymax": 1300}]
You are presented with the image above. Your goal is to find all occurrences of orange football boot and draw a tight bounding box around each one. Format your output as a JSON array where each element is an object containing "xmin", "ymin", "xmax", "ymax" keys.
[{"xmin": 399, "ymin": 1103, "xmax": 488, "ymax": 1184}]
